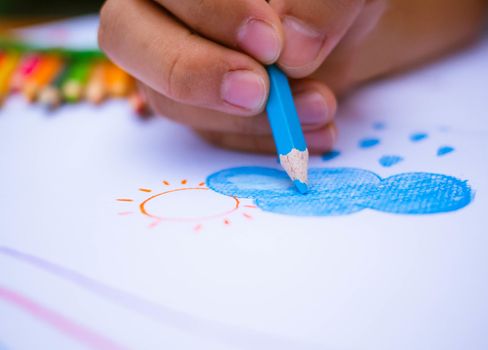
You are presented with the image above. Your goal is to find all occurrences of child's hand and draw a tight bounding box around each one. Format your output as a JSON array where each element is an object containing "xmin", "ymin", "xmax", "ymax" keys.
[
  {"xmin": 99, "ymin": 0, "xmax": 374, "ymax": 153},
  {"xmin": 98, "ymin": 0, "xmax": 488, "ymax": 153}
]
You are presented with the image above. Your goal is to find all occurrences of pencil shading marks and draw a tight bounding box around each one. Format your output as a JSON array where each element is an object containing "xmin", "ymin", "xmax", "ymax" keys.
[
  {"xmin": 359, "ymin": 138, "xmax": 380, "ymax": 149},
  {"xmin": 379, "ymin": 155, "xmax": 404, "ymax": 167},
  {"xmin": 372, "ymin": 122, "xmax": 386, "ymax": 130},
  {"xmin": 207, "ymin": 167, "xmax": 472, "ymax": 217},
  {"xmin": 321, "ymin": 150, "xmax": 341, "ymax": 161},
  {"xmin": 437, "ymin": 146, "xmax": 455, "ymax": 157},
  {"xmin": 410, "ymin": 132, "xmax": 428, "ymax": 142}
]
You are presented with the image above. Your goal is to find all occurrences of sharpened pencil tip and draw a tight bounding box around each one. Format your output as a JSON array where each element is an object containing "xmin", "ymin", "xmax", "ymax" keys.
[{"xmin": 293, "ymin": 180, "xmax": 308, "ymax": 194}]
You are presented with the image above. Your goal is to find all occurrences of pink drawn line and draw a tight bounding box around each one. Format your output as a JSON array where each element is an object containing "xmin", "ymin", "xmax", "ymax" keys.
[
  {"xmin": 0, "ymin": 246, "xmax": 318, "ymax": 350},
  {"xmin": 0, "ymin": 285, "xmax": 126, "ymax": 350}
]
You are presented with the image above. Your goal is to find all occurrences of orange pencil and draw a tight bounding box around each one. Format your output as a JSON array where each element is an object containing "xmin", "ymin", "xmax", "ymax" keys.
[
  {"xmin": 106, "ymin": 63, "xmax": 134, "ymax": 98},
  {"xmin": 22, "ymin": 55, "xmax": 63, "ymax": 102},
  {"xmin": 38, "ymin": 62, "xmax": 69, "ymax": 109},
  {"xmin": 86, "ymin": 60, "xmax": 108, "ymax": 104},
  {"xmin": 0, "ymin": 52, "xmax": 21, "ymax": 104}
]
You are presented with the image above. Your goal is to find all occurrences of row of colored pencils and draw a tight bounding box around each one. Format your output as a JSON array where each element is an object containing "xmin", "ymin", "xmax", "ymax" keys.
[{"xmin": 0, "ymin": 48, "xmax": 148, "ymax": 114}]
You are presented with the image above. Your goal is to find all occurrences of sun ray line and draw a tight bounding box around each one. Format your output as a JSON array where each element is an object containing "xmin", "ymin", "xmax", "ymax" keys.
[
  {"xmin": 148, "ymin": 219, "xmax": 161, "ymax": 229},
  {"xmin": 116, "ymin": 198, "xmax": 134, "ymax": 202},
  {"xmin": 162, "ymin": 181, "xmax": 170, "ymax": 186},
  {"xmin": 139, "ymin": 188, "xmax": 152, "ymax": 193}
]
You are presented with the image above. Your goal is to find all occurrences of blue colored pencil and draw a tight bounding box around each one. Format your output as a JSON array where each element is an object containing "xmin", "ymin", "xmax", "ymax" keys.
[{"xmin": 266, "ymin": 65, "xmax": 309, "ymax": 194}]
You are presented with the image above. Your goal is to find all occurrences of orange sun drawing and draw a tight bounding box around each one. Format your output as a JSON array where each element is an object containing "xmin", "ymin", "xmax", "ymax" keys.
[{"xmin": 116, "ymin": 179, "xmax": 257, "ymax": 231}]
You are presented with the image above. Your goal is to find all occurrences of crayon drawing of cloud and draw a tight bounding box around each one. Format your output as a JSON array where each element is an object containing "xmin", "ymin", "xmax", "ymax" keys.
[{"xmin": 206, "ymin": 167, "xmax": 473, "ymax": 216}]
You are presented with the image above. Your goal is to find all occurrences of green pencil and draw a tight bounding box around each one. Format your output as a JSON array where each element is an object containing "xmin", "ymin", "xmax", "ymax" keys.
[{"xmin": 61, "ymin": 59, "xmax": 93, "ymax": 103}]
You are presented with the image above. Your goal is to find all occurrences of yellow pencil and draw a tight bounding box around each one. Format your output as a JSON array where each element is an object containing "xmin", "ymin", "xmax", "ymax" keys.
[{"xmin": 0, "ymin": 52, "xmax": 21, "ymax": 105}]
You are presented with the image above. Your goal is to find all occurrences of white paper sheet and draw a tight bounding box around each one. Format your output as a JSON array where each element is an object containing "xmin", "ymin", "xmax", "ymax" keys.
[{"xmin": 1, "ymin": 17, "xmax": 488, "ymax": 350}]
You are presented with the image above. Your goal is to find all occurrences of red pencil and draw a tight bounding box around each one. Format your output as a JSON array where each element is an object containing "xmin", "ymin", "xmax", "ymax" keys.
[
  {"xmin": 0, "ymin": 51, "xmax": 6, "ymax": 65},
  {"xmin": 22, "ymin": 55, "xmax": 63, "ymax": 103},
  {"xmin": 129, "ymin": 90, "xmax": 150, "ymax": 117},
  {"xmin": 9, "ymin": 54, "xmax": 42, "ymax": 92}
]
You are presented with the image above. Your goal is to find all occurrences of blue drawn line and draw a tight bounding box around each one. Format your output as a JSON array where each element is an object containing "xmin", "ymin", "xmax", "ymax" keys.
[
  {"xmin": 437, "ymin": 146, "xmax": 455, "ymax": 157},
  {"xmin": 207, "ymin": 167, "xmax": 473, "ymax": 217},
  {"xmin": 358, "ymin": 138, "xmax": 380, "ymax": 149},
  {"xmin": 410, "ymin": 132, "xmax": 428, "ymax": 142},
  {"xmin": 379, "ymin": 155, "xmax": 404, "ymax": 167},
  {"xmin": 321, "ymin": 150, "xmax": 341, "ymax": 161}
]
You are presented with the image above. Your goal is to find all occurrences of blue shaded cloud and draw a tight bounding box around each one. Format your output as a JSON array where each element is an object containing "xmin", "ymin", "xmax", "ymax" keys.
[{"xmin": 206, "ymin": 167, "xmax": 473, "ymax": 217}]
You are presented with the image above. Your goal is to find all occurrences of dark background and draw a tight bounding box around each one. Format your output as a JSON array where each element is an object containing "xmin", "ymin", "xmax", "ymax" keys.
[{"xmin": 0, "ymin": 0, "xmax": 104, "ymax": 16}]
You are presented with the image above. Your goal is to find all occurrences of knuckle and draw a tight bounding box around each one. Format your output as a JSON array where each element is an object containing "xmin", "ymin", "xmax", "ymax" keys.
[
  {"xmin": 161, "ymin": 42, "xmax": 190, "ymax": 101},
  {"xmin": 160, "ymin": 34, "xmax": 228, "ymax": 104}
]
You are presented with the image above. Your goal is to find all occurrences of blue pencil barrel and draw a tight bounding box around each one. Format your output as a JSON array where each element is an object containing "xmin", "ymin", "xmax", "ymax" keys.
[{"xmin": 265, "ymin": 65, "xmax": 307, "ymax": 155}]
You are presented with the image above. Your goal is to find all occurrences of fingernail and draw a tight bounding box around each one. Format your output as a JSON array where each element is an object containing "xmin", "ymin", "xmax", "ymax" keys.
[
  {"xmin": 221, "ymin": 70, "xmax": 266, "ymax": 111},
  {"xmin": 237, "ymin": 19, "xmax": 281, "ymax": 63},
  {"xmin": 294, "ymin": 91, "xmax": 329, "ymax": 125},
  {"xmin": 281, "ymin": 16, "xmax": 325, "ymax": 69}
]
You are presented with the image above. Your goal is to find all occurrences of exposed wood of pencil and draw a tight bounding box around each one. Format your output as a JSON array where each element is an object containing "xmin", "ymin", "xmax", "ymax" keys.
[{"xmin": 86, "ymin": 61, "xmax": 108, "ymax": 104}]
